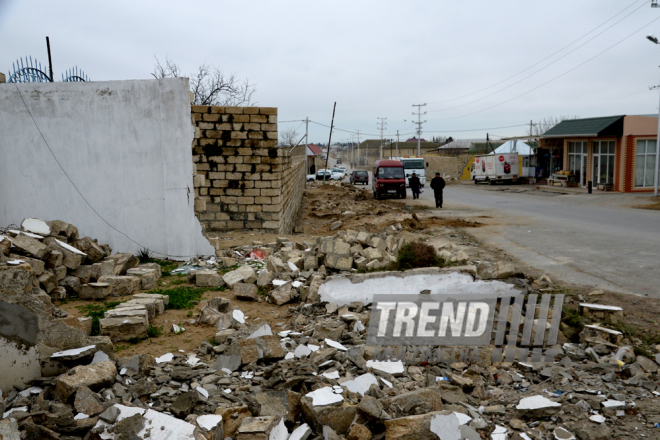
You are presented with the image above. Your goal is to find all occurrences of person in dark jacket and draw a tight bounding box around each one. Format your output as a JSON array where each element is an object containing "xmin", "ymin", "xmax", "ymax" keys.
[
  {"xmin": 430, "ymin": 172, "xmax": 445, "ymax": 208},
  {"xmin": 408, "ymin": 173, "xmax": 421, "ymax": 199}
]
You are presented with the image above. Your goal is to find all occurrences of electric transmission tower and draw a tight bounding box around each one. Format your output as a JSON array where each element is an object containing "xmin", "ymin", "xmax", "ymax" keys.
[
  {"xmin": 412, "ymin": 103, "xmax": 427, "ymax": 156},
  {"xmin": 377, "ymin": 117, "xmax": 387, "ymax": 159}
]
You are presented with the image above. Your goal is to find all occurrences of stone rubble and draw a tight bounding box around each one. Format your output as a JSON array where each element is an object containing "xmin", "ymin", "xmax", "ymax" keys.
[{"xmin": 3, "ymin": 219, "xmax": 660, "ymax": 439}]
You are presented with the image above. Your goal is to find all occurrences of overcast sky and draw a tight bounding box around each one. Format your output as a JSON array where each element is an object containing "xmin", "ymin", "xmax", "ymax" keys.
[{"xmin": 3, "ymin": 0, "xmax": 660, "ymax": 143}]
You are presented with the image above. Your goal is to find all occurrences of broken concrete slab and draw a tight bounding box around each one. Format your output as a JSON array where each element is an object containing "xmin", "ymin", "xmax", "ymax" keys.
[
  {"xmin": 54, "ymin": 360, "xmax": 117, "ymax": 400},
  {"xmin": 223, "ymin": 265, "xmax": 257, "ymax": 287},
  {"xmin": 96, "ymin": 275, "xmax": 141, "ymax": 296},
  {"xmin": 99, "ymin": 316, "xmax": 149, "ymax": 342}
]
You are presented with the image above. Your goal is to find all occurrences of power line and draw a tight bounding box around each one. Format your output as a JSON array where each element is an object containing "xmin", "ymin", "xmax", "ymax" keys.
[
  {"xmin": 428, "ymin": 0, "xmax": 648, "ymax": 115},
  {"xmin": 431, "ymin": 14, "xmax": 660, "ymax": 122},
  {"xmin": 427, "ymin": 0, "xmax": 646, "ymax": 107}
]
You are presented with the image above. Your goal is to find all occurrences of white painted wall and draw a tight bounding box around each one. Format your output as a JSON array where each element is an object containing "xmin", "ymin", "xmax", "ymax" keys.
[{"xmin": 0, "ymin": 78, "xmax": 213, "ymax": 259}]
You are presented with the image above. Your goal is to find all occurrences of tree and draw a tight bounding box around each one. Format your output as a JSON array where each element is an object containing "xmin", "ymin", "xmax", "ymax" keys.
[
  {"xmin": 532, "ymin": 116, "xmax": 578, "ymax": 137},
  {"xmin": 279, "ymin": 127, "xmax": 300, "ymax": 148},
  {"xmin": 152, "ymin": 57, "xmax": 256, "ymax": 107}
]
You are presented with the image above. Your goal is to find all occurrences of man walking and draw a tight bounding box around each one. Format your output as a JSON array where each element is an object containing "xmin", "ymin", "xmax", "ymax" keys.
[
  {"xmin": 430, "ymin": 172, "xmax": 445, "ymax": 208},
  {"xmin": 408, "ymin": 172, "xmax": 421, "ymax": 199}
]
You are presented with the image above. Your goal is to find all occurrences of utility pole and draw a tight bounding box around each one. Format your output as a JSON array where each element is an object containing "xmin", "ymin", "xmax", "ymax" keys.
[
  {"xmin": 377, "ymin": 117, "xmax": 387, "ymax": 160},
  {"xmin": 356, "ymin": 130, "xmax": 361, "ymax": 168},
  {"xmin": 412, "ymin": 103, "xmax": 427, "ymax": 156},
  {"xmin": 396, "ymin": 130, "xmax": 400, "ymax": 157},
  {"xmin": 323, "ymin": 103, "xmax": 336, "ymax": 184},
  {"xmin": 305, "ymin": 117, "xmax": 309, "ymax": 177}
]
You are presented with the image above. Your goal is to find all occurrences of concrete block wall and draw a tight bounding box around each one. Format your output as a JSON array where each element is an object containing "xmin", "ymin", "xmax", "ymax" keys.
[{"xmin": 191, "ymin": 105, "xmax": 305, "ymax": 234}]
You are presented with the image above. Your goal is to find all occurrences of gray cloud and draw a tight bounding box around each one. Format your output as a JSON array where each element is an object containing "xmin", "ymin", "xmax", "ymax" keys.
[{"xmin": 2, "ymin": 0, "xmax": 659, "ymax": 142}]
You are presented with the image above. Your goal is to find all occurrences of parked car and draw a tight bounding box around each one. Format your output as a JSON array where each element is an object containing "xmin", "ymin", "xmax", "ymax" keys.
[
  {"xmin": 337, "ymin": 165, "xmax": 348, "ymax": 173},
  {"xmin": 306, "ymin": 174, "xmax": 316, "ymax": 182},
  {"xmin": 315, "ymin": 169, "xmax": 341, "ymax": 181},
  {"xmin": 372, "ymin": 159, "xmax": 406, "ymax": 199},
  {"xmin": 330, "ymin": 167, "xmax": 346, "ymax": 179},
  {"xmin": 336, "ymin": 158, "xmax": 342, "ymax": 164},
  {"xmin": 350, "ymin": 170, "xmax": 369, "ymax": 185}
]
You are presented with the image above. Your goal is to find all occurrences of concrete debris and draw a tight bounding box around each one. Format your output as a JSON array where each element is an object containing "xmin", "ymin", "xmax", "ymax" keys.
[{"xmin": 3, "ymin": 218, "xmax": 660, "ymax": 440}]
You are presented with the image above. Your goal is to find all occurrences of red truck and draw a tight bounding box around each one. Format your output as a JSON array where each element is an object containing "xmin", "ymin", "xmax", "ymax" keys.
[{"xmin": 373, "ymin": 159, "xmax": 406, "ymax": 199}]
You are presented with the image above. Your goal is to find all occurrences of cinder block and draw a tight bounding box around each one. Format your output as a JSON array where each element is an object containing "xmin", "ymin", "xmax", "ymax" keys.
[
  {"xmin": 231, "ymin": 131, "xmax": 248, "ymax": 140},
  {"xmin": 192, "ymin": 105, "xmax": 209, "ymax": 113},
  {"xmin": 266, "ymin": 132, "xmax": 278, "ymax": 140},
  {"xmin": 203, "ymin": 113, "xmax": 222, "ymax": 122},
  {"xmin": 232, "ymin": 123, "xmax": 243, "ymax": 131},
  {"xmin": 261, "ymin": 123, "xmax": 277, "ymax": 131},
  {"xmin": 255, "ymin": 197, "xmax": 271, "ymax": 204},
  {"xmin": 225, "ymin": 107, "xmax": 244, "ymax": 114},
  {"xmin": 232, "ymin": 114, "xmax": 250, "ymax": 122},
  {"xmin": 237, "ymin": 197, "xmax": 254, "ymax": 205},
  {"xmin": 260, "ymin": 107, "xmax": 277, "ymax": 115},
  {"xmin": 235, "ymin": 164, "xmax": 252, "ymax": 172},
  {"xmin": 244, "ymin": 123, "xmax": 260, "ymax": 131},
  {"xmin": 210, "ymin": 106, "xmax": 227, "ymax": 113},
  {"xmin": 243, "ymin": 107, "xmax": 260, "ymax": 115},
  {"xmin": 248, "ymin": 132, "xmax": 264, "ymax": 139},
  {"xmin": 249, "ymin": 115, "xmax": 268, "ymax": 123}
]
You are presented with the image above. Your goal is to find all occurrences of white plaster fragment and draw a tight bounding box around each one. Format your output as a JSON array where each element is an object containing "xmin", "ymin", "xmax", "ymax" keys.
[
  {"xmin": 601, "ymin": 400, "xmax": 625, "ymax": 408},
  {"xmin": 232, "ymin": 309, "xmax": 245, "ymax": 324},
  {"xmin": 341, "ymin": 373, "xmax": 378, "ymax": 396},
  {"xmin": 453, "ymin": 411, "xmax": 472, "ymax": 425},
  {"xmin": 289, "ymin": 423, "xmax": 312, "ymax": 440},
  {"xmin": 579, "ymin": 303, "xmax": 623, "ymax": 311},
  {"xmin": 55, "ymin": 238, "xmax": 87, "ymax": 256},
  {"xmin": 155, "ymin": 353, "xmax": 173, "ymax": 363},
  {"xmin": 491, "ymin": 425, "xmax": 508, "ymax": 440},
  {"xmin": 51, "ymin": 345, "xmax": 96, "ymax": 358},
  {"xmin": 321, "ymin": 370, "xmax": 340, "ymax": 380},
  {"xmin": 74, "ymin": 413, "xmax": 89, "ymax": 420},
  {"xmin": 196, "ymin": 387, "xmax": 209, "ymax": 398},
  {"xmin": 197, "ymin": 414, "xmax": 222, "ymax": 431},
  {"xmin": 366, "ymin": 360, "xmax": 405, "ymax": 375},
  {"xmin": 91, "ymin": 350, "xmax": 110, "ymax": 364},
  {"xmin": 294, "ymin": 345, "xmax": 312, "ymax": 358},
  {"xmin": 306, "ymin": 387, "xmax": 344, "ymax": 406},
  {"xmin": 324, "ymin": 338, "xmax": 348, "ymax": 351},
  {"xmin": 269, "ymin": 417, "xmax": 288, "ymax": 440},
  {"xmin": 516, "ymin": 395, "xmax": 562, "ymax": 410},
  {"xmin": 21, "ymin": 218, "xmax": 50, "ymax": 236},
  {"xmin": 429, "ymin": 413, "xmax": 461, "ymax": 440},
  {"xmin": 589, "ymin": 414, "xmax": 606, "ymax": 424}
]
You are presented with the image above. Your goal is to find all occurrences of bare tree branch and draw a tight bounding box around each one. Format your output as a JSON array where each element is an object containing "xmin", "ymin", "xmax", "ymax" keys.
[
  {"xmin": 532, "ymin": 115, "xmax": 578, "ymax": 136},
  {"xmin": 279, "ymin": 127, "xmax": 299, "ymax": 148},
  {"xmin": 152, "ymin": 57, "xmax": 256, "ymax": 106}
]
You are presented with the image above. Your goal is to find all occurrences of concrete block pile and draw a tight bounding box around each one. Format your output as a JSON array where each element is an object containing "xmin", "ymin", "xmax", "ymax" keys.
[
  {"xmin": 100, "ymin": 293, "xmax": 169, "ymax": 342},
  {"xmin": 0, "ymin": 218, "xmax": 161, "ymax": 301}
]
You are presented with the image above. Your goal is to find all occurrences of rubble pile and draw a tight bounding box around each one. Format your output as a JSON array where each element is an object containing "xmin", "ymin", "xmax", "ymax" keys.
[
  {"xmin": 3, "ymin": 220, "xmax": 660, "ymax": 439},
  {"xmin": 2, "ymin": 285, "xmax": 660, "ymax": 440},
  {"xmin": 1, "ymin": 218, "xmax": 160, "ymax": 303}
]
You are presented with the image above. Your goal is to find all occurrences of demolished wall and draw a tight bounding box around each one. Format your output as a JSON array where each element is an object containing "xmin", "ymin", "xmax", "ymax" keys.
[
  {"xmin": 191, "ymin": 105, "xmax": 305, "ymax": 234},
  {"xmin": 0, "ymin": 78, "xmax": 214, "ymax": 259}
]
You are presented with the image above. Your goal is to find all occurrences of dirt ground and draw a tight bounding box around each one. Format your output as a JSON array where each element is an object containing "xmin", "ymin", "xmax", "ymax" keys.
[{"xmin": 56, "ymin": 182, "xmax": 660, "ymax": 357}]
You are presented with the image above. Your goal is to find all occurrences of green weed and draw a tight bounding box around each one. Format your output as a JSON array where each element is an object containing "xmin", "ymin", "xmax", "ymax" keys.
[
  {"xmin": 146, "ymin": 285, "xmax": 225, "ymax": 310},
  {"xmin": 136, "ymin": 248, "xmax": 154, "ymax": 264},
  {"xmin": 147, "ymin": 325, "xmax": 163, "ymax": 338},
  {"xmin": 77, "ymin": 301, "xmax": 124, "ymax": 336}
]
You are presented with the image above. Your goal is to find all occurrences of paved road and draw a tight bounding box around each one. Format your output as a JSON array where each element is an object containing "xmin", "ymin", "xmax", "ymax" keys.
[{"xmin": 343, "ymin": 165, "xmax": 660, "ymax": 297}]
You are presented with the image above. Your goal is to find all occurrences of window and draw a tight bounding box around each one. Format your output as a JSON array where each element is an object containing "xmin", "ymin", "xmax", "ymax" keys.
[
  {"xmin": 377, "ymin": 167, "xmax": 404, "ymax": 178},
  {"xmin": 403, "ymin": 160, "xmax": 424, "ymax": 169},
  {"xmin": 635, "ymin": 139, "xmax": 657, "ymax": 187}
]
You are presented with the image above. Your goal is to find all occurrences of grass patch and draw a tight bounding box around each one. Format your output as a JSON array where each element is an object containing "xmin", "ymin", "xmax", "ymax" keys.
[
  {"xmin": 146, "ymin": 285, "xmax": 225, "ymax": 309},
  {"xmin": 395, "ymin": 242, "xmax": 442, "ymax": 270},
  {"xmin": 77, "ymin": 301, "xmax": 124, "ymax": 336},
  {"xmin": 257, "ymin": 285, "xmax": 272, "ymax": 296},
  {"xmin": 147, "ymin": 325, "xmax": 163, "ymax": 338},
  {"xmin": 169, "ymin": 275, "xmax": 187, "ymax": 285},
  {"xmin": 153, "ymin": 260, "xmax": 181, "ymax": 277}
]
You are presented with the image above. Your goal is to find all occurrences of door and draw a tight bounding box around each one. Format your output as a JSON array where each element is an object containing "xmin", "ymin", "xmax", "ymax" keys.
[
  {"xmin": 592, "ymin": 141, "xmax": 615, "ymax": 186},
  {"xmin": 568, "ymin": 141, "xmax": 588, "ymax": 187}
]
